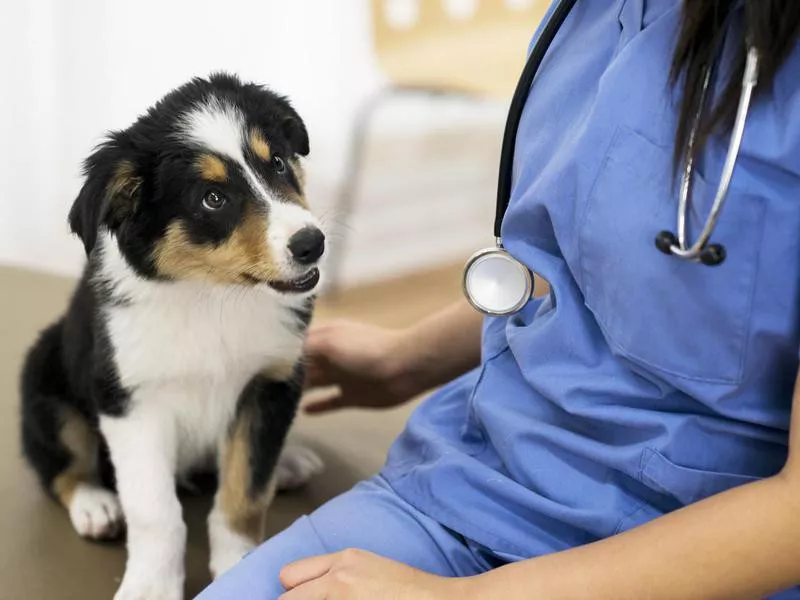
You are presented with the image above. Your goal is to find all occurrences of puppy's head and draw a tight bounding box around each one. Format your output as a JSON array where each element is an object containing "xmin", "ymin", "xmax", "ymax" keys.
[{"xmin": 69, "ymin": 73, "xmax": 324, "ymax": 296}]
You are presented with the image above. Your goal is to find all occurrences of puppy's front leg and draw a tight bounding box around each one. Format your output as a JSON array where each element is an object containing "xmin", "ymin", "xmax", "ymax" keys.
[
  {"xmin": 101, "ymin": 408, "xmax": 185, "ymax": 600},
  {"xmin": 208, "ymin": 366, "xmax": 315, "ymax": 579}
]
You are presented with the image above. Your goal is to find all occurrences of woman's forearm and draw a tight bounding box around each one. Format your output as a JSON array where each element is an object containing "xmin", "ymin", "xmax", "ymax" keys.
[
  {"xmin": 472, "ymin": 472, "xmax": 800, "ymax": 600},
  {"xmin": 392, "ymin": 275, "xmax": 552, "ymax": 395},
  {"xmin": 392, "ymin": 297, "xmax": 483, "ymax": 395}
]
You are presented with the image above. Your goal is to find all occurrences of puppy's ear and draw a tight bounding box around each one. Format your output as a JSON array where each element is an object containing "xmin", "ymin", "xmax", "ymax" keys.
[
  {"xmin": 281, "ymin": 115, "xmax": 309, "ymax": 157},
  {"xmin": 68, "ymin": 142, "xmax": 142, "ymax": 256}
]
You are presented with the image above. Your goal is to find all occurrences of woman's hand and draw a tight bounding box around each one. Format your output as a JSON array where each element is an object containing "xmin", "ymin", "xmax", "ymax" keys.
[
  {"xmin": 278, "ymin": 549, "xmax": 473, "ymax": 600},
  {"xmin": 302, "ymin": 320, "xmax": 421, "ymax": 413},
  {"xmin": 302, "ymin": 299, "xmax": 483, "ymax": 414}
]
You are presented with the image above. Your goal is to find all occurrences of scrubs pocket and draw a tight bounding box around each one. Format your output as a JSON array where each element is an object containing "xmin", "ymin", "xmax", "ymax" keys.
[
  {"xmin": 578, "ymin": 125, "xmax": 766, "ymax": 385},
  {"xmin": 639, "ymin": 448, "xmax": 760, "ymax": 506}
]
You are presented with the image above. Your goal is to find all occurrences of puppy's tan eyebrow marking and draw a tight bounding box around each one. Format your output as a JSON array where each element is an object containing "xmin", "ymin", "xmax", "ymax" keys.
[
  {"xmin": 249, "ymin": 129, "xmax": 271, "ymax": 161},
  {"xmin": 196, "ymin": 153, "xmax": 228, "ymax": 182}
]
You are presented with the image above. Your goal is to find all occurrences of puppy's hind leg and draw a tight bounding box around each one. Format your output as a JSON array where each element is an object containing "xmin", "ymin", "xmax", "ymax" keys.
[
  {"xmin": 274, "ymin": 444, "xmax": 324, "ymax": 492},
  {"xmin": 54, "ymin": 409, "xmax": 124, "ymax": 540},
  {"xmin": 20, "ymin": 323, "xmax": 123, "ymax": 540}
]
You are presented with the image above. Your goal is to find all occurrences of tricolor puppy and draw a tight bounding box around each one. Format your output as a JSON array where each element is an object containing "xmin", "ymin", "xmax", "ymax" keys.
[{"xmin": 20, "ymin": 73, "xmax": 325, "ymax": 600}]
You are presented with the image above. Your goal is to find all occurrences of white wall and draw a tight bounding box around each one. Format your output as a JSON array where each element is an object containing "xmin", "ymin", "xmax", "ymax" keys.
[{"xmin": 0, "ymin": 0, "xmax": 505, "ymax": 288}]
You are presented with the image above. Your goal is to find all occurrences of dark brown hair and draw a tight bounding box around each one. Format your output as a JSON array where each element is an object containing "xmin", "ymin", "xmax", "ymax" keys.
[{"xmin": 671, "ymin": 0, "xmax": 800, "ymax": 170}]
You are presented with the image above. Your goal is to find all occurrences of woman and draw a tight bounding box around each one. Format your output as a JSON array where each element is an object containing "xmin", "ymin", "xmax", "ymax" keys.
[{"xmin": 200, "ymin": 1, "xmax": 800, "ymax": 598}]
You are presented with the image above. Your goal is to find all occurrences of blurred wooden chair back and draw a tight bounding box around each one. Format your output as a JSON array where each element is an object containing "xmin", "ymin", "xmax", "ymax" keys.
[{"xmin": 371, "ymin": 0, "xmax": 549, "ymax": 99}]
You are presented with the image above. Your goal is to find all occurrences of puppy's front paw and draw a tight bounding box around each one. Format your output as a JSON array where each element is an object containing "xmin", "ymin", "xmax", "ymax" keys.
[
  {"xmin": 209, "ymin": 536, "xmax": 254, "ymax": 580},
  {"xmin": 208, "ymin": 508, "xmax": 256, "ymax": 580},
  {"xmin": 275, "ymin": 445, "xmax": 324, "ymax": 491},
  {"xmin": 113, "ymin": 572, "xmax": 183, "ymax": 600}
]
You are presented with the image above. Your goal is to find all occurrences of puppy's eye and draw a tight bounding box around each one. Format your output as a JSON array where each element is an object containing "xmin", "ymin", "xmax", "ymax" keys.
[
  {"xmin": 202, "ymin": 191, "xmax": 226, "ymax": 211},
  {"xmin": 272, "ymin": 155, "xmax": 286, "ymax": 175}
]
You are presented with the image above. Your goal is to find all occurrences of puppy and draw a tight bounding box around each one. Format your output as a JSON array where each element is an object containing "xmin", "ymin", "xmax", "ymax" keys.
[{"xmin": 20, "ymin": 73, "xmax": 325, "ymax": 600}]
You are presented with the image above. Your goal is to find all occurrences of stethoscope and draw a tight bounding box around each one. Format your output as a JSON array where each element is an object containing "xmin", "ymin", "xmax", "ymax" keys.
[{"xmin": 463, "ymin": 0, "xmax": 760, "ymax": 317}]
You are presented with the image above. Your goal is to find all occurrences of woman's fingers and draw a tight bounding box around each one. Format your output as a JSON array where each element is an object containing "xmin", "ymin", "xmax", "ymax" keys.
[
  {"xmin": 280, "ymin": 553, "xmax": 336, "ymax": 590},
  {"xmin": 302, "ymin": 388, "xmax": 346, "ymax": 414},
  {"xmin": 304, "ymin": 360, "xmax": 328, "ymax": 389},
  {"xmin": 278, "ymin": 576, "xmax": 329, "ymax": 600},
  {"xmin": 305, "ymin": 321, "xmax": 346, "ymax": 358},
  {"xmin": 304, "ymin": 325, "xmax": 343, "ymax": 390}
]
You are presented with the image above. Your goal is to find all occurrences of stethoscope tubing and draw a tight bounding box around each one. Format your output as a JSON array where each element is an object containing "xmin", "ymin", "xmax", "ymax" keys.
[
  {"xmin": 669, "ymin": 47, "xmax": 759, "ymax": 261},
  {"xmin": 465, "ymin": 0, "xmax": 760, "ymax": 316},
  {"xmin": 494, "ymin": 0, "xmax": 579, "ymax": 242}
]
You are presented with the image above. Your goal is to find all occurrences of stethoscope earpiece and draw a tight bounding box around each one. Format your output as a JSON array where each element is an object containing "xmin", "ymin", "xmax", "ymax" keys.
[
  {"xmin": 655, "ymin": 231, "xmax": 679, "ymax": 256},
  {"xmin": 699, "ymin": 244, "xmax": 726, "ymax": 266}
]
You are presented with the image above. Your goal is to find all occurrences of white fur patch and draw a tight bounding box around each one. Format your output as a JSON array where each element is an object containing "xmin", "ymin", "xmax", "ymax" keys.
[
  {"xmin": 179, "ymin": 98, "xmax": 273, "ymax": 205},
  {"xmin": 180, "ymin": 99, "xmax": 247, "ymax": 164},
  {"xmin": 113, "ymin": 572, "xmax": 183, "ymax": 600},
  {"xmin": 68, "ymin": 484, "xmax": 124, "ymax": 540},
  {"xmin": 269, "ymin": 202, "xmax": 323, "ymax": 275},
  {"xmin": 275, "ymin": 445, "xmax": 324, "ymax": 491}
]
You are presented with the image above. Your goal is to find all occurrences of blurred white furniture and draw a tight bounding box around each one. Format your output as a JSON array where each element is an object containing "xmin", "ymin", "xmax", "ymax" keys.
[{"xmin": 325, "ymin": 0, "xmax": 549, "ymax": 295}]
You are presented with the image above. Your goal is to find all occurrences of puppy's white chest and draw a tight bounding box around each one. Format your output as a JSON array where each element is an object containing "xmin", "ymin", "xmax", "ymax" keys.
[
  {"xmin": 106, "ymin": 288, "xmax": 302, "ymax": 387},
  {"xmin": 101, "ymin": 264, "xmax": 306, "ymax": 471}
]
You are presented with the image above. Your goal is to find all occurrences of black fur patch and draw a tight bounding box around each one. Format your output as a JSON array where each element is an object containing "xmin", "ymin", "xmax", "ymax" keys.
[
  {"xmin": 20, "ymin": 266, "xmax": 131, "ymax": 493},
  {"xmin": 20, "ymin": 321, "xmax": 74, "ymax": 492},
  {"xmin": 236, "ymin": 366, "xmax": 305, "ymax": 497},
  {"xmin": 292, "ymin": 298, "xmax": 315, "ymax": 331},
  {"xmin": 93, "ymin": 275, "xmax": 131, "ymax": 309}
]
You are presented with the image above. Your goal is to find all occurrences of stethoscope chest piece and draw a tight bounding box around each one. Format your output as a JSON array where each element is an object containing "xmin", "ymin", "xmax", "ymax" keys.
[{"xmin": 463, "ymin": 245, "xmax": 533, "ymax": 316}]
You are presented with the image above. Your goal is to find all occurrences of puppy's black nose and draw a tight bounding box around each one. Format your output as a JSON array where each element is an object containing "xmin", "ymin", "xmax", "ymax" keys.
[{"xmin": 288, "ymin": 227, "xmax": 325, "ymax": 265}]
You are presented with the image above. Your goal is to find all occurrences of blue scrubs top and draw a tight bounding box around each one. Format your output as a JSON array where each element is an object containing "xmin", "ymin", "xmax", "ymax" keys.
[{"xmin": 382, "ymin": 0, "xmax": 800, "ymax": 564}]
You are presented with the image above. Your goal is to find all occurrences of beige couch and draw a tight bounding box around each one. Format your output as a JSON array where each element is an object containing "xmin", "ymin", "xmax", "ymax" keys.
[{"xmin": 0, "ymin": 264, "xmax": 461, "ymax": 599}]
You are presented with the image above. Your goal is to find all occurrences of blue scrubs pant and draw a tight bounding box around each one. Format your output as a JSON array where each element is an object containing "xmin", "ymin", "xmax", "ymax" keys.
[{"xmin": 197, "ymin": 476, "xmax": 496, "ymax": 599}]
